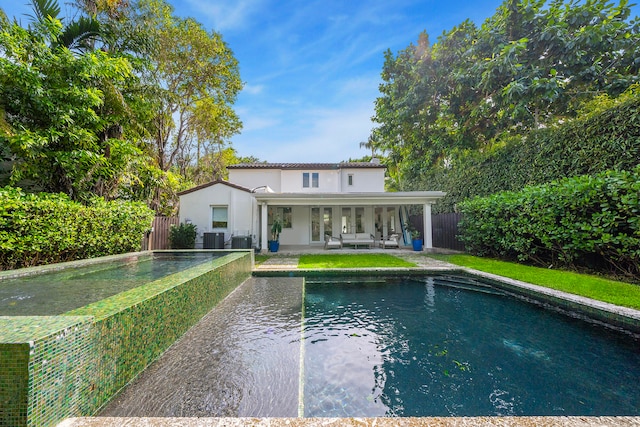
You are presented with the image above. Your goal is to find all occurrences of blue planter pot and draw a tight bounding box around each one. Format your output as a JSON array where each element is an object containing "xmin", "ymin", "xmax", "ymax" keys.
[
  {"xmin": 412, "ymin": 239, "xmax": 423, "ymax": 251},
  {"xmin": 268, "ymin": 240, "xmax": 280, "ymax": 252}
]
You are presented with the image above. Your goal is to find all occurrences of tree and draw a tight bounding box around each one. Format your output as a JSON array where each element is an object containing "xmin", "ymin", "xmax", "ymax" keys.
[
  {"xmin": 0, "ymin": 12, "xmax": 146, "ymax": 200},
  {"xmin": 372, "ymin": 0, "xmax": 640, "ymax": 192},
  {"xmin": 116, "ymin": 0, "xmax": 243, "ymax": 210}
]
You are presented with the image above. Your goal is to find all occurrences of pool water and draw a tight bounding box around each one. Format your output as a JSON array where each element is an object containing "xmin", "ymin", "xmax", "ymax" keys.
[
  {"xmin": 303, "ymin": 276, "xmax": 640, "ymax": 417},
  {"xmin": 0, "ymin": 252, "xmax": 221, "ymax": 315}
]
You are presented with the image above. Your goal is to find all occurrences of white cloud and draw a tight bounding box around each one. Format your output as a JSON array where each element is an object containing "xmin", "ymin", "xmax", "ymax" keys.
[
  {"xmin": 183, "ymin": 0, "xmax": 265, "ymax": 32},
  {"xmin": 242, "ymin": 84, "xmax": 265, "ymax": 95},
  {"xmin": 232, "ymin": 99, "xmax": 376, "ymax": 163}
]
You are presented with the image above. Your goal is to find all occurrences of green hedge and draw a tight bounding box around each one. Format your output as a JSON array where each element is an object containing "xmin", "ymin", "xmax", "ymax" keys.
[
  {"xmin": 430, "ymin": 92, "xmax": 640, "ymax": 213},
  {"xmin": 0, "ymin": 187, "xmax": 154, "ymax": 270},
  {"xmin": 458, "ymin": 168, "xmax": 640, "ymax": 279}
]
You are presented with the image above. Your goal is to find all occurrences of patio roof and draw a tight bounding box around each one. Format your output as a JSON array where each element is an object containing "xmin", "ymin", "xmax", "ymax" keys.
[{"xmin": 253, "ymin": 191, "xmax": 446, "ymax": 206}]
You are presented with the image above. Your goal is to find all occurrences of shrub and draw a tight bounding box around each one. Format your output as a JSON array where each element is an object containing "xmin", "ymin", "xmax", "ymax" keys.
[
  {"xmin": 169, "ymin": 223, "xmax": 197, "ymax": 249},
  {"xmin": 458, "ymin": 168, "xmax": 640, "ymax": 279},
  {"xmin": 0, "ymin": 186, "xmax": 154, "ymax": 270}
]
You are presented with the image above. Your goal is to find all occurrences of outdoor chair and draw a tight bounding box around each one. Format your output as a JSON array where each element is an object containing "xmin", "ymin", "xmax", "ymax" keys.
[
  {"xmin": 379, "ymin": 233, "xmax": 400, "ymax": 249},
  {"xmin": 324, "ymin": 234, "xmax": 342, "ymax": 249}
]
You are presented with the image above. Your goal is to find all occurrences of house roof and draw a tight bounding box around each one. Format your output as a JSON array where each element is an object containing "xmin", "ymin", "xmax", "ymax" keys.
[
  {"xmin": 177, "ymin": 179, "xmax": 252, "ymax": 196},
  {"xmin": 227, "ymin": 162, "xmax": 386, "ymax": 170}
]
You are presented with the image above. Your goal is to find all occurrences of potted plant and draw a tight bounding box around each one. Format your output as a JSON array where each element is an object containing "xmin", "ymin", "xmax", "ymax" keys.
[
  {"xmin": 410, "ymin": 228, "xmax": 423, "ymax": 251},
  {"xmin": 268, "ymin": 217, "xmax": 282, "ymax": 252}
]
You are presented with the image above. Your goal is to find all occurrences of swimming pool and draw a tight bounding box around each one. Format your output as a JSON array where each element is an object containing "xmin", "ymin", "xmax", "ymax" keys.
[
  {"xmin": 101, "ymin": 274, "xmax": 640, "ymax": 418},
  {"xmin": 303, "ymin": 276, "xmax": 640, "ymax": 416},
  {"xmin": 0, "ymin": 251, "xmax": 253, "ymax": 427},
  {"xmin": 0, "ymin": 252, "xmax": 222, "ymax": 315}
]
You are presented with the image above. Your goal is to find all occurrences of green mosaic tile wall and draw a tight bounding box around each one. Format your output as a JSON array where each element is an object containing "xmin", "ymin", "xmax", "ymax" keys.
[
  {"xmin": 74, "ymin": 252, "xmax": 253, "ymax": 412},
  {"xmin": 0, "ymin": 316, "xmax": 95, "ymax": 427},
  {"xmin": 0, "ymin": 251, "xmax": 252, "ymax": 427}
]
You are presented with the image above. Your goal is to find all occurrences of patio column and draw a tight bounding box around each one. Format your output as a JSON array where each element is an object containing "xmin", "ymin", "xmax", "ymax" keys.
[
  {"xmin": 261, "ymin": 202, "xmax": 268, "ymax": 252},
  {"xmin": 423, "ymin": 203, "xmax": 433, "ymax": 249}
]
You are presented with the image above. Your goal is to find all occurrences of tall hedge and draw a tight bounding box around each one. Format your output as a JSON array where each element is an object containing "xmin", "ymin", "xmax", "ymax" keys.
[
  {"xmin": 458, "ymin": 168, "xmax": 640, "ymax": 280},
  {"xmin": 430, "ymin": 92, "xmax": 640, "ymax": 213},
  {"xmin": 0, "ymin": 186, "xmax": 155, "ymax": 270}
]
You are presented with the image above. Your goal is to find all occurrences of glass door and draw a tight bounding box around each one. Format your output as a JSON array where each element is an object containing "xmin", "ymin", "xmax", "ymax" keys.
[{"xmin": 311, "ymin": 207, "xmax": 334, "ymax": 242}]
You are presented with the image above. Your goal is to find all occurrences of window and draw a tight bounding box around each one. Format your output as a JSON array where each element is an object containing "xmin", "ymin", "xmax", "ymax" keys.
[
  {"xmin": 268, "ymin": 206, "xmax": 292, "ymax": 228},
  {"xmin": 348, "ymin": 174, "xmax": 353, "ymax": 186},
  {"xmin": 303, "ymin": 172, "xmax": 319, "ymax": 188},
  {"xmin": 211, "ymin": 206, "xmax": 228, "ymax": 229}
]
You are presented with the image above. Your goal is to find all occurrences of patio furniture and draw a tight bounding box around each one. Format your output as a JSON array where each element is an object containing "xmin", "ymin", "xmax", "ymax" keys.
[
  {"xmin": 340, "ymin": 233, "xmax": 375, "ymax": 249},
  {"xmin": 379, "ymin": 233, "xmax": 400, "ymax": 249},
  {"xmin": 324, "ymin": 235, "xmax": 343, "ymax": 249}
]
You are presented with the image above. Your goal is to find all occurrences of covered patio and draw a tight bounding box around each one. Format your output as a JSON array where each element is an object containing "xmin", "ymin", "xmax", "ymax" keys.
[{"xmin": 253, "ymin": 191, "xmax": 446, "ymax": 252}]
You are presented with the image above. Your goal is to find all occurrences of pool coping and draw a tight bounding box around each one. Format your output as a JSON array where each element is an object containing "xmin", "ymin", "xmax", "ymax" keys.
[{"xmin": 58, "ymin": 416, "xmax": 640, "ymax": 426}]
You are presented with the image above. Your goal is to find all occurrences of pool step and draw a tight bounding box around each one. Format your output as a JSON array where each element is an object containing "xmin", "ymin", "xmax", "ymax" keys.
[{"xmin": 430, "ymin": 276, "xmax": 506, "ymax": 296}]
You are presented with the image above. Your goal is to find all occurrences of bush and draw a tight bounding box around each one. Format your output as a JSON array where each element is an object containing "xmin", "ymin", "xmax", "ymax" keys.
[
  {"xmin": 458, "ymin": 168, "xmax": 640, "ymax": 279},
  {"xmin": 169, "ymin": 223, "xmax": 197, "ymax": 249},
  {"xmin": 0, "ymin": 186, "xmax": 154, "ymax": 270}
]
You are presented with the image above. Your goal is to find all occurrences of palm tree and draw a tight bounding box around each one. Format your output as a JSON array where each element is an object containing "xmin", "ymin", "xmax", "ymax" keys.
[
  {"xmin": 28, "ymin": 0, "xmax": 101, "ymax": 52},
  {"xmin": 359, "ymin": 130, "xmax": 381, "ymax": 158}
]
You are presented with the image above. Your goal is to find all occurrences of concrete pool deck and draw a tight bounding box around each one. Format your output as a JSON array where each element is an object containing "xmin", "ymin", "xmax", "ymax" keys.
[{"xmin": 57, "ymin": 251, "xmax": 640, "ymax": 427}]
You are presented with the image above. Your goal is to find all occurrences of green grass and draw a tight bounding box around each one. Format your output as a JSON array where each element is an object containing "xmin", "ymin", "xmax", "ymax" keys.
[
  {"xmin": 298, "ymin": 253, "xmax": 416, "ymax": 269},
  {"xmin": 429, "ymin": 254, "xmax": 640, "ymax": 310},
  {"xmin": 254, "ymin": 254, "xmax": 268, "ymax": 266}
]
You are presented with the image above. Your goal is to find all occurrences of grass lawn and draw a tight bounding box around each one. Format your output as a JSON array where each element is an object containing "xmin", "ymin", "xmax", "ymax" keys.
[
  {"xmin": 254, "ymin": 254, "xmax": 268, "ymax": 266},
  {"xmin": 298, "ymin": 253, "xmax": 416, "ymax": 269},
  {"xmin": 429, "ymin": 254, "xmax": 640, "ymax": 310}
]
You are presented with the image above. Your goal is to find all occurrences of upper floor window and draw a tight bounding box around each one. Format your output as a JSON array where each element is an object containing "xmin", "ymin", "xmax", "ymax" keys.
[
  {"xmin": 303, "ymin": 172, "xmax": 319, "ymax": 188},
  {"xmin": 348, "ymin": 174, "xmax": 353, "ymax": 186}
]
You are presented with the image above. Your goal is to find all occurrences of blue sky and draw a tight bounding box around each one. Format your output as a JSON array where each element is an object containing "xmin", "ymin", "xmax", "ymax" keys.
[{"xmin": 4, "ymin": 0, "xmax": 508, "ymax": 162}]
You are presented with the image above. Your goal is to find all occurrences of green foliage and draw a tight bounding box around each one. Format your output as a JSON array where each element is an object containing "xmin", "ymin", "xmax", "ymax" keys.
[
  {"xmin": 1, "ymin": 0, "xmax": 243, "ymax": 212},
  {"xmin": 0, "ymin": 186, "xmax": 154, "ymax": 270},
  {"xmin": 270, "ymin": 217, "xmax": 282, "ymax": 241},
  {"xmin": 431, "ymin": 88, "xmax": 640, "ymax": 212},
  {"xmin": 168, "ymin": 223, "xmax": 197, "ymax": 249},
  {"xmin": 458, "ymin": 168, "xmax": 640, "ymax": 279},
  {"xmin": 0, "ymin": 12, "xmax": 150, "ymax": 200},
  {"xmin": 372, "ymin": 0, "xmax": 640, "ymax": 194}
]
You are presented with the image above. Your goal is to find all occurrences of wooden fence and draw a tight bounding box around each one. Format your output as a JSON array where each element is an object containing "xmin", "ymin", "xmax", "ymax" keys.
[
  {"xmin": 432, "ymin": 212, "xmax": 465, "ymax": 251},
  {"xmin": 142, "ymin": 216, "xmax": 179, "ymax": 250}
]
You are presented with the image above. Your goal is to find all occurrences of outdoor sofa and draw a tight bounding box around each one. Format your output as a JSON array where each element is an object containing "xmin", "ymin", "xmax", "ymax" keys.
[{"xmin": 340, "ymin": 233, "xmax": 375, "ymax": 249}]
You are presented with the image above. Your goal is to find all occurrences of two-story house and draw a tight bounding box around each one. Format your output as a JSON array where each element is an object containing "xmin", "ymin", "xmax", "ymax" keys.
[{"xmin": 177, "ymin": 161, "xmax": 445, "ymax": 251}]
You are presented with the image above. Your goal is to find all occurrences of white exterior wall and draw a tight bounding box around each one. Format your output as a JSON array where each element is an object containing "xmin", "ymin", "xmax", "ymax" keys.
[
  {"xmin": 340, "ymin": 168, "xmax": 385, "ymax": 192},
  {"xmin": 278, "ymin": 206, "xmax": 310, "ymax": 245},
  {"xmin": 280, "ymin": 169, "xmax": 340, "ymax": 193},
  {"xmin": 228, "ymin": 169, "xmax": 282, "ymax": 192},
  {"xmin": 178, "ymin": 184, "xmax": 256, "ymax": 249}
]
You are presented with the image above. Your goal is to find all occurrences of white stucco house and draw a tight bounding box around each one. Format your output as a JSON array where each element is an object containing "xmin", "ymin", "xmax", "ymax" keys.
[{"xmin": 177, "ymin": 161, "xmax": 445, "ymax": 251}]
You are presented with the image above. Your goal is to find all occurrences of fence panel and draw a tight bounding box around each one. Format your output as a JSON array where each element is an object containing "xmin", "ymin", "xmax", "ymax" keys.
[
  {"xmin": 432, "ymin": 212, "xmax": 465, "ymax": 251},
  {"xmin": 143, "ymin": 216, "xmax": 179, "ymax": 250}
]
